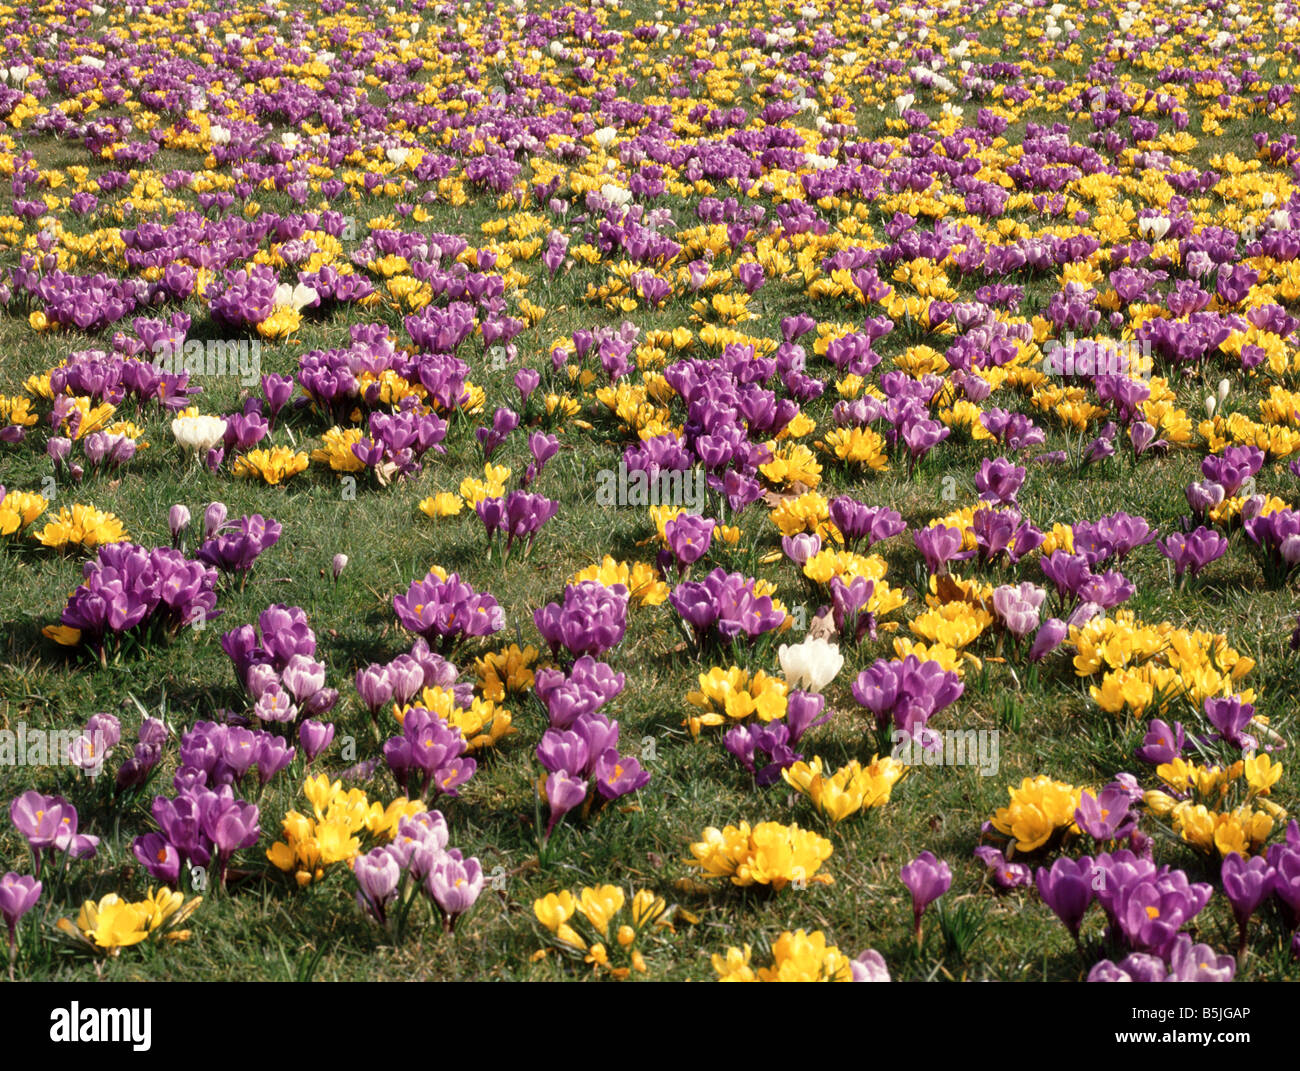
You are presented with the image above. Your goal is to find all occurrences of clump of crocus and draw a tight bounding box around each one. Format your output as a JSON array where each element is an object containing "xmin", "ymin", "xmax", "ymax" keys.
[
  {"xmin": 266, "ymin": 775, "xmax": 425, "ymax": 888},
  {"xmin": 669, "ymin": 568, "xmax": 787, "ymax": 649},
  {"xmin": 534, "ymin": 580, "xmax": 629, "ymax": 659},
  {"xmin": 533, "ymin": 656, "xmax": 625, "ymax": 727},
  {"xmin": 783, "ymin": 752, "xmax": 907, "ymax": 823},
  {"xmin": 1156, "ymin": 526, "xmax": 1227, "ymax": 586},
  {"xmin": 1087, "ymin": 933, "xmax": 1235, "ymax": 982},
  {"xmin": 536, "ymin": 707, "xmax": 650, "ymax": 840},
  {"xmin": 723, "ymin": 720, "xmax": 803, "ymax": 787},
  {"xmin": 383, "ymin": 708, "xmax": 475, "ymax": 801},
  {"xmin": 1243, "ymin": 509, "xmax": 1300, "ymax": 588},
  {"xmin": 685, "ymin": 665, "xmax": 788, "ymax": 736},
  {"xmin": 1090, "ymin": 850, "xmax": 1214, "ymax": 959},
  {"xmin": 353, "ymin": 809, "xmax": 483, "ymax": 938},
  {"xmin": 713, "ymin": 929, "xmax": 889, "ymax": 982},
  {"xmin": 135, "ymin": 780, "xmax": 260, "ymax": 890},
  {"xmin": 828, "ymin": 497, "xmax": 906, "ymax": 550},
  {"xmin": 476, "ymin": 490, "xmax": 558, "ymax": 559},
  {"xmin": 170, "ymin": 720, "xmax": 296, "ymax": 793},
  {"xmin": 687, "ymin": 820, "xmax": 833, "ymax": 891},
  {"xmin": 196, "ymin": 511, "xmax": 281, "ymax": 586},
  {"xmin": 221, "ymin": 604, "xmax": 337, "ymax": 728},
  {"xmin": 42, "ymin": 542, "xmax": 221, "ymax": 663},
  {"xmin": 852, "ymin": 655, "xmax": 964, "ymax": 752},
  {"xmin": 56, "ymin": 887, "xmax": 200, "ymax": 956},
  {"xmin": 534, "ymin": 885, "xmax": 669, "ymax": 978},
  {"xmin": 987, "ymin": 775, "xmax": 1085, "ymax": 855},
  {"xmin": 474, "ymin": 644, "xmax": 538, "ymax": 702},
  {"xmin": 393, "ymin": 567, "xmax": 505, "ymax": 649}
]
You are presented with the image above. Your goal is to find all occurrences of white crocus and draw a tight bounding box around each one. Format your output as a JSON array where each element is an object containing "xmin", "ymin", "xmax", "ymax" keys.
[
  {"xmin": 1138, "ymin": 216, "xmax": 1171, "ymax": 241},
  {"xmin": 386, "ymin": 147, "xmax": 410, "ymax": 168},
  {"xmin": 778, "ymin": 637, "xmax": 844, "ymax": 693},
  {"xmin": 599, "ymin": 183, "xmax": 632, "ymax": 207},
  {"xmin": 172, "ymin": 415, "xmax": 228, "ymax": 455},
  {"xmin": 274, "ymin": 282, "xmax": 319, "ymax": 311}
]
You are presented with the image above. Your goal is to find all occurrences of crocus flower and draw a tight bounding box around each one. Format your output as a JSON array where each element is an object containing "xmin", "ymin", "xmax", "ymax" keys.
[
  {"xmin": 992, "ymin": 582, "xmax": 1045, "ymax": 638},
  {"xmin": 1221, "ymin": 852, "xmax": 1275, "ymax": 952},
  {"xmin": 169, "ymin": 505, "xmax": 190, "ymax": 545},
  {"xmin": 900, "ymin": 851, "xmax": 952, "ymax": 940},
  {"xmin": 785, "ymin": 691, "xmax": 832, "ymax": 743},
  {"xmin": 1027, "ymin": 617, "xmax": 1068, "ymax": 661},
  {"xmin": 975, "ymin": 457, "xmax": 1026, "ymax": 505},
  {"xmin": 1035, "ymin": 856, "xmax": 1097, "ymax": 942},
  {"xmin": 1203, "ymin": 695, "xmax": 1257, "ymax": 750},
  {"xmin": 544, "ymin": 771, "xmax": 588, "ymax": 837},
  {"xmin": 0, "ymin": 871, "xmax": 41, "ymax": 968},
  {"xmin": 664, "ymin": 513, "xmax": 715, "ymax": 569},
  {"xmin": 1135, "ymin": 720, "xmax": 1185, "ymax": 765},
  {"xmin": 974, "ymin": 846, "xmax": 1032, "ymax": 890},
  {"xmin": 913, "ymin": 525, "xmax": 969, "ymax": 575},
  {"xmin": 353, "ymin": 846, "xmax": 402, "ymax": 924},
  {"xmin": 1157, "ymin": 527, "xmax": 1227, "ymax": 582},
  {"xmin": 592, "ymin": 749, "xmax": 651, "ymax": 800},
  {"xmin": 298, "ymin": 719, "xmax": 335, "ymax": 765},
  {"xmin": 355, "ymin": 664, "xmax": 394, "ymax": 717},
  {"xmin": 850, "ymin": 949, "xmax": 891, "ymax": 982},
  {"xmin": 777, "ymin": 637, "xmax": 843, "ymax": 693},
  {"xmin": 425, "ymin": 851, "xmax": 483, "ymax": 929},
  {"xmin": 1075, "ymin": 784, "xmax": 1136, "ymax": 843}
]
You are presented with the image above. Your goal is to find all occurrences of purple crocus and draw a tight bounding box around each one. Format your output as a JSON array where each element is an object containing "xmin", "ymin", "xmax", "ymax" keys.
[
  {"xmin": 974, "ymin": 457, "xmax": 1026, "ymax": 505},
  {"xmin": 1156, "ymin": 527, "xmax": 1227, "ymax": 583},
  {"xmin": 298, "ymin": 719, "xmax": 335, "ymax": 765},
  {"xmin": 1221, "ymin": 852, "xmax": 1275, "ymax": 953},
  {"xmin": 355, "ymin": 664, "xmax": 394, "ymax": 719},
  {"xmin": 534, "ymin": 581, "xmax": 629, "ymax": 658},
  {"xmin": 1203, "ymin": 695, "xmax": 1257, "ymax": 750},
  {"xmin": 1135, "ymin": 719, "xmax": 1185, "ymax": 765},
  {"xmin": 544, "ymin": 771, "xmax": 588, "ymax": 837},
  {"xmin": 1027, "ymin": 617, "xmax": 1068, "ymax": 661},
  {"xmin": 664, "ymin": 513, "xmax": 715, "ymax": 570},
  {"xmin": 912, "ymin": 525, "xmax": 969, "ymax": 575},
  {"xmin": 900, "ymin": 851, "xmax": 952, "ymax": 941},
  {"xmin": 974, "ymin": 846, "xmax": 1031, "ymax": 890},
  {"xmin": 592, "ymin": 749, "xmax": 651, "ymax": 800},
  {"xmin": 425, "ymin": 851, "xmax": 483, "ymax": 929},
  {"xmin": 353, "ymin": 846, "xmax": 402, "ymax": 925},
  {"xmin": 0, "ymin": 872, "xmax": 41, "ymax": 969},
  {"xmin": 1035, "ymin": 856, "xmax": 1097, "ymax": 943}
]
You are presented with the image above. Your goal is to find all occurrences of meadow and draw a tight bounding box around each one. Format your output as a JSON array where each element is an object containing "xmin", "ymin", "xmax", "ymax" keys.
[{"xmin": 1, "ymin": 0, "xmax": 1299, "ymax": 982}]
